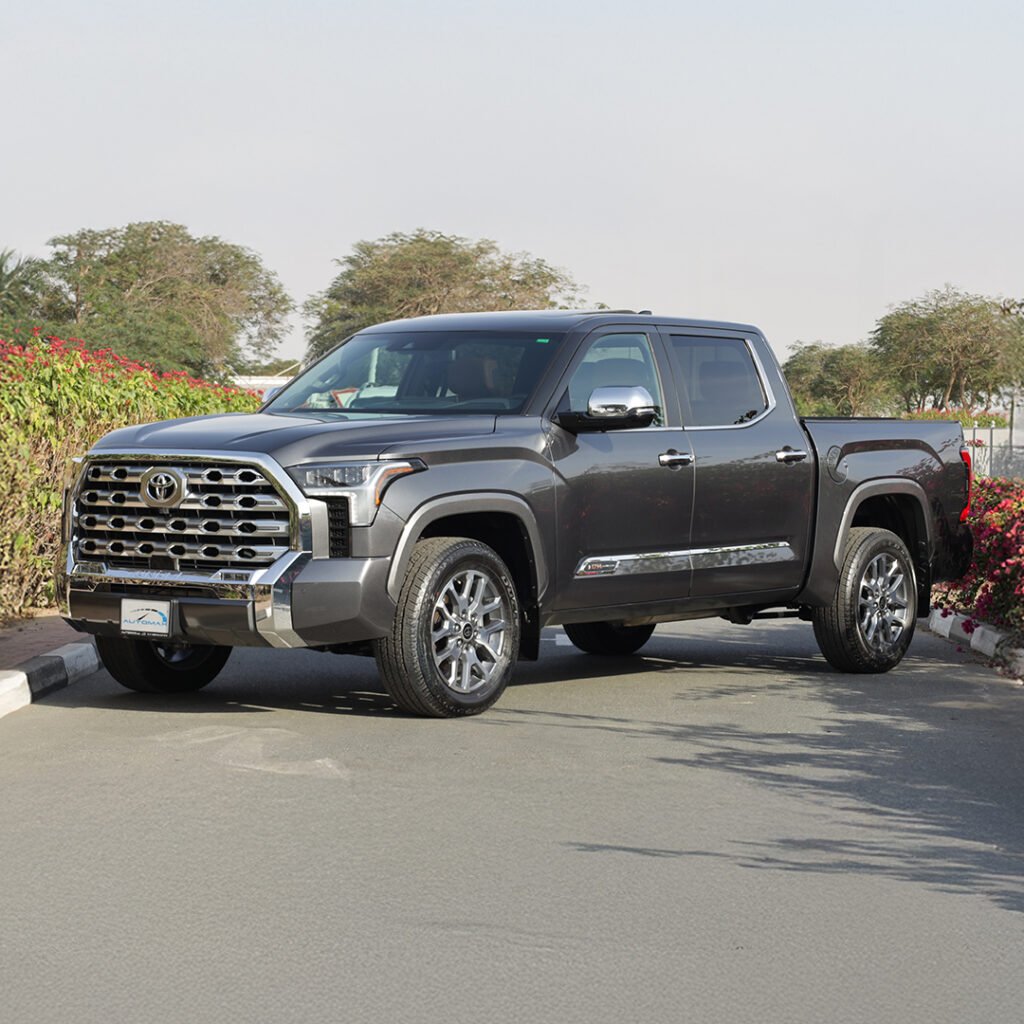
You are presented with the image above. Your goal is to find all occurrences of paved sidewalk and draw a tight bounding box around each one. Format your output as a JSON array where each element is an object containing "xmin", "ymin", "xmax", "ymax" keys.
[
  {"xmin": 0, "ymin": 611, "xmax": 82, "ymax": 670},
  {"xmin": 0, "ymin": 611, "xmax": 99, "ymax": 720}
]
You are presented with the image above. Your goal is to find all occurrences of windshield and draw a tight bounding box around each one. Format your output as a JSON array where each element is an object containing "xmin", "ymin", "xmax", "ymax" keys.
[{"xmin": 266, "ymin": 331, "xmax": 565, "ymax": 416}]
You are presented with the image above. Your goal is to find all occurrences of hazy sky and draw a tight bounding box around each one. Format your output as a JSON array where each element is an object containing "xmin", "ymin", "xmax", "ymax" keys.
[{"xmin": 4, "ymin": 0, "xmax": 1022, "ymax": 362}]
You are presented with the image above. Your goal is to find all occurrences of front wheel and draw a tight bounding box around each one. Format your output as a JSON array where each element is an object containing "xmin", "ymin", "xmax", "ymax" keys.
[
  {"xmin": 96, "ymin": 635, "xmax": 231, "ymax": 693},
  {"xmin": 375, "ymin": 537, "xmax": 521, "ymax": 717},
  {"xmin": 563, "ymin": 621, "xmax": 656, "ymax": 656},
  {"xmin": 812, "ymin": 527, "xmax": 917, "ymax": 673}
]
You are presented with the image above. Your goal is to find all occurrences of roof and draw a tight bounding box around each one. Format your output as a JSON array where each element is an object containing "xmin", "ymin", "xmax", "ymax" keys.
[{"xmin": 361, "ymin": 310, "xmax": 761, "ymax": 334}]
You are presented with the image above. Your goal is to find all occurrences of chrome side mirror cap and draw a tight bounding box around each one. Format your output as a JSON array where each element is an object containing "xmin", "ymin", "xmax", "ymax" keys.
[{"xmin": 587, "ymin": 385, "xmax": 657, "ymax": 420}]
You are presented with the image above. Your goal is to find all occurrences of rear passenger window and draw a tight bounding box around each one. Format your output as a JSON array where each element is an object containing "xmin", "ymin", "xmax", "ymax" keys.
[{"xmin": 669, "ymin": 336, "xmax": 768, "ymax": 427}]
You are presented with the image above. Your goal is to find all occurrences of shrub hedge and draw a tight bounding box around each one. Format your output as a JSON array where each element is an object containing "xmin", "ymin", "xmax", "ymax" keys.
[
  {"xmin": 933, "ymin": 475, "xmax": 1024, "ymax": 637},
  {"xmin": 0, "ymin": 331, "xmax": 260, "ymax": 623}
]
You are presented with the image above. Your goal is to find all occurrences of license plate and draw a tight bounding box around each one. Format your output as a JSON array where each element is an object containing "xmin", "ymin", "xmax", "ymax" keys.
[{"xmin": 121, "ymin": 598, "xmax": 172, "ymax": 637}]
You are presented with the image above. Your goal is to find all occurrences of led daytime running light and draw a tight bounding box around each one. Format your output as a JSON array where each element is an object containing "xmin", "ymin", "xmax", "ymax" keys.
[{"xmin": 287, "ymin": 459, "xmax": 424, "ymax": 526}]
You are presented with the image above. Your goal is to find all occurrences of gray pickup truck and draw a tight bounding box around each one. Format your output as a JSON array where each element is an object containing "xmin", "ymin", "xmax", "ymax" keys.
[{"xmin": 59, "ymin": 311, "xmax": 973, "ymax": 716}]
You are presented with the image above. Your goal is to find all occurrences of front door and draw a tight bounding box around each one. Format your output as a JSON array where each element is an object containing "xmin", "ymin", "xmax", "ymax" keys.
[{"xmin": 546, "ymin": 329, "xmax": 695, "ymax": 612}]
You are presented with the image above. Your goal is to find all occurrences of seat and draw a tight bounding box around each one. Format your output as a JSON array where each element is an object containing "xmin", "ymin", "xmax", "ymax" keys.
[{"xmin": 447, "ymin": 358, "xmax": 495, "ymax": 400}]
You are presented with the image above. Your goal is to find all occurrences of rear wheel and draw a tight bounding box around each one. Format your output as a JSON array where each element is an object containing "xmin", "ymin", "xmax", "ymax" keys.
[
  {"xmin": 96, "ymin": 635, "xmax": 231, "ymax": 693},
  {"xmin": 375, "ymin": 537, "xmax": 520, "ymax": 717},
  {"xmin": 812, "ymin": 527, "xmax": 917, "ymax": 673},
  {"xmin": 563, "ymin": 621, "xmax": 656, "ymax": 656}
]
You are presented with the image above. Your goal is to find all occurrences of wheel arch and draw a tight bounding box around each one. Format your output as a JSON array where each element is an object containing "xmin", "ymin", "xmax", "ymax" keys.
[
  {"xmin": 386, "ymin": 494, "xmax": 547, "ymax": 659},
  {"xmin": 798, "ymin": 478, "xmax": 934, "ymax": 612},
  {"xmin": 837, "ymin": 480, "xmax": 932, "ymax": 614}
]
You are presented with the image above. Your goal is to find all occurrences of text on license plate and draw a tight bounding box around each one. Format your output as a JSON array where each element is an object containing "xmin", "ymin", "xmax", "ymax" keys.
[{"xmin": 121, "ymin": 598, "xmax": 171, "ymax": 637}]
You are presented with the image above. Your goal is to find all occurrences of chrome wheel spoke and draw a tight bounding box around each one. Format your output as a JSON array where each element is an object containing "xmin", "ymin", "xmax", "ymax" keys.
[
  {"xmin": 443, "ymin": 656, "xmax": 459, "ymax": 688},
  {"xmin": 467, "ymin": 573, "xmax": 488, "ymax": 616},
  {"xmin": 457, "ymin": 573, "xmax": 475, "ymax": 614},
  {"xmin": 863, "ymin": 612, "xmax": 879, "ymax": 642}
]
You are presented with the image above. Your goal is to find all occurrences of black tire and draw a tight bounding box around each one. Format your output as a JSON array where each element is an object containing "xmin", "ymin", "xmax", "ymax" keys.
[
  {"xmin": 374, "ymin": 536, "xmax": 521, "ymax": 717},
  {"xmin": 812, "ymin": 526, "xmax": 917, "ymax": 673},
  {"xmin": 96, "ymin": 635, "xmax": 231, "ymax": 693},
  {"xmin": 563, "ymin": 621, "xmax": 656, "ymax": 656}
]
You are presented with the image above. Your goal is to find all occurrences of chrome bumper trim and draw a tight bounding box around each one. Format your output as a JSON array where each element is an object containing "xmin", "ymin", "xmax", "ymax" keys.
[{"xmin": 60, "ymin": 549, "xmax": 314, "ymax": 648}]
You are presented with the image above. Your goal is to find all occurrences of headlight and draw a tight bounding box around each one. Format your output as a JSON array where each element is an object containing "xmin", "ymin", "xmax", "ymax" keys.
[{"xmin": 286, "ymin": 459, "xmax": 425, "ymax": 526}]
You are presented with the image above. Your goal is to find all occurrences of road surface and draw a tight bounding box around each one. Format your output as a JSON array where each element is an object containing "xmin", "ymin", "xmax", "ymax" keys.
[{"xmin": 1, "ymin": 619, "xmax": 1022, "ymax": 1023}]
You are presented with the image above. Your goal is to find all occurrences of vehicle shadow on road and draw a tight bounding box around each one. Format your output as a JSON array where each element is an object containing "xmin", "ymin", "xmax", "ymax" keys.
[
  {"xmin": 648, "ymin": 686, "xmax": 1024, "ymax": 915},
  {"xmin": 515, "ymin": 630, "xmax": 1024, "ymax": 915},
  {"xmin": 56, "ymin": 628, "xmax": 836, "ymax": 719},
  {"xmin": 47, "ymin": 624, "xmax": 1024, "ymax": 915}
]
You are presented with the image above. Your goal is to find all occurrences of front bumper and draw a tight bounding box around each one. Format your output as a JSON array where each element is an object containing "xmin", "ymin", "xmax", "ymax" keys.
[{"xmin": 59, "ymin": 551, "xmax": 396, "ymax": 648}]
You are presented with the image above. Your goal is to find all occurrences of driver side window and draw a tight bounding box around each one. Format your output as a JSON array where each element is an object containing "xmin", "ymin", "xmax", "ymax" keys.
[{"xmin": 566, "ymin": 333, "xmax": 664, "ymax": 425}]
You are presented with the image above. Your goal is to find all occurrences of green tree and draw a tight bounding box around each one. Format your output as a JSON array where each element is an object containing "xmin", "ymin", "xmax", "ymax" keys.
[
  {"xmin": 44, "ymin": 222, "xmax": 293, "ymax": 376},
  {"xmin": 304, "ymin": 229, "xmax": 583, "ymax": 361},
  {"xmin": 0, "ymin": 248, "xmax": 46, "ymax": 321},
  {"xmin": 783, "ymin": 341, "xmax": 895, "ymax": 417},
  {"xmin": 870, "ymin": 286, "xmax": 1024, "ymax": 412}
]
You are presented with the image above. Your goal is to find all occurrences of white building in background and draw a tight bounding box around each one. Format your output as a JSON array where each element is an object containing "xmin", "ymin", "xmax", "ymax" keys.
[
  {"xmin": 231, "ymin": 360, "xmax": 301, "ymax": 397},
  {"xmin": 232, "ymin": 374, "xmax": 295, "ymax": 398}
]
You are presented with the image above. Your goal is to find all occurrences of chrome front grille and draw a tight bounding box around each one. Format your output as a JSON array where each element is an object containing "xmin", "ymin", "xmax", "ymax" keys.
[{"xmin": 75, "ymin": 461, "xmax": 293, "ymax": 572}]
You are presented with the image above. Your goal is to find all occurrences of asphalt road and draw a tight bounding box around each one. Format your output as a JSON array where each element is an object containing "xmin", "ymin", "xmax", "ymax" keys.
[{"xmin": 1, "ymin": 619, "xmax": 1022, "ymax": 1024}]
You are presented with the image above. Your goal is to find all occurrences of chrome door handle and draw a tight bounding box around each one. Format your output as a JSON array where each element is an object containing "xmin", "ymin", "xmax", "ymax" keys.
[
  {"xmin": 775, "ymin": 448, "xmax": 809, "ymax": 463},
  {"xmin": 659, "ymin": 450, "xmax": 694, "ymax": 467}
]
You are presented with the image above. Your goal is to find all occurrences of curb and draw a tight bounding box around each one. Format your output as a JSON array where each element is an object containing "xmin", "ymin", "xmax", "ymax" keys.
[
  {"xmin": 0, "ymin": 640, "xmax": 100, "ymax": 722},
  {"xmin": 927, "ymin": 609, "xmax": 1024, "ymax": 680}
]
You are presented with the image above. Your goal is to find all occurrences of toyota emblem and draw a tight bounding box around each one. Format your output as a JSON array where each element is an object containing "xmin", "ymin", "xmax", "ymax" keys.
[{"xmin": 140, "ymin": 467, "xmax": 185, "ymax": 508}]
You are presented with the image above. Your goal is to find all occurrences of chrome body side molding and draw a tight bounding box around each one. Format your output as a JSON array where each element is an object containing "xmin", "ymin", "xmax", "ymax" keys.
[{"xmin": 575, "ymin": 541, "xmax": 796, "ymax": 579}]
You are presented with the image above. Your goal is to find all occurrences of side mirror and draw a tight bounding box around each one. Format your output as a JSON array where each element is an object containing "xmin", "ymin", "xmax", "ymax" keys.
[
  {"xmin": 556, "ymin": 386, "xmax": 658, "ymax": 433},
  {"xmin": 262, "ymin": 385, "xmax": 282, "ymax": 404},
  {"xmin": 587, "ymin": 386, "xmax": 657, "ymax": 420}
]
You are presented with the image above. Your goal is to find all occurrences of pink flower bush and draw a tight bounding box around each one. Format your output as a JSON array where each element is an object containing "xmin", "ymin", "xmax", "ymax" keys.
[
  {"xmin": 934, "ymin": 476, "xmax": 1024, "ymax": 636},
  {"xmin": 0, "ymin": 334, "xmax": 260, "ymax": 423}
]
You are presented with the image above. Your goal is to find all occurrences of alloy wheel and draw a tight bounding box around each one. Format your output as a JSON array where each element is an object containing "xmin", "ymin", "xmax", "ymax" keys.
[
  {"xmin": 430, "ymin": 567, "xmax": 510, "ymax": 693},
  {"xmin": 857, "ymin": 553, "xmax": 911, "ymax": 651}
]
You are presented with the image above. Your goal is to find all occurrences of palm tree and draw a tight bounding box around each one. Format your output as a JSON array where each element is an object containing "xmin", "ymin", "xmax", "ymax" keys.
[{"xmin": 0, "ymin": 248, "xmax": 43, "ymax": 319}]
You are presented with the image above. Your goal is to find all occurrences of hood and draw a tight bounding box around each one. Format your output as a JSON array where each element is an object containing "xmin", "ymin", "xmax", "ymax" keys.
[{"xmin": 92, "ymin": 412, "xmax": 499, "ymax": 465}]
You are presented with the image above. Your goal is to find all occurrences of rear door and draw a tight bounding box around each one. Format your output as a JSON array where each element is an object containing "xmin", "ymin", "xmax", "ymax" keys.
[
  {"xmin": 546, "ymin": 327, "xmax": 695, "ymax": 611},
  {"xmin": 659, "ymin": 330, "xmax": 815, "ymax": 600}
]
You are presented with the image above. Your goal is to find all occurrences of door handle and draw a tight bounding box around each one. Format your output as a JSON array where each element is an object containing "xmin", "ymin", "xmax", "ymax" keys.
[
  {"xmin": 659, "ymin": 450, "xmax": 694, "ymax": 467},
  {"xmin": 775, "ymin": 448, "xmax": 809, "ymax": 463}
]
